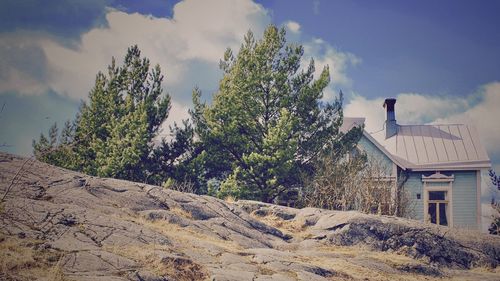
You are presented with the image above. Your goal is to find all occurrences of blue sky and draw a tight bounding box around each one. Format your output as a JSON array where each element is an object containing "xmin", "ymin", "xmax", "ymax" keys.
[
  {"xmin": 0, "ymin": 0, "xmax": 499, "ymax": 173},
  {"xmin": 260, "ymin": 0, "xmax": 500, "ymax": 98}
]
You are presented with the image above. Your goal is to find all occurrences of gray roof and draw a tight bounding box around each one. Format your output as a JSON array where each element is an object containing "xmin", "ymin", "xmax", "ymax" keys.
[
  {"xmin": 340, "ymin": 117, "xmax": 365, "ymax": 133},
  {"xmin": 344, "ymin": 118, "xmax": 491, "ymax": 171}
]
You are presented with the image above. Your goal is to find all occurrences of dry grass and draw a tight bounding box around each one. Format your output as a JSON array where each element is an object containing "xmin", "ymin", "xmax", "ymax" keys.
[
  {"xmin": 49, "ymin": 259, "xmax": 67, "ymax": 281},
  {"xmin": 442, "ymin": 267, "xmax": 500, "ymax": 281},
  {"xmin": 120, "ymin": 208, "xmax": 500, "ymax": 281},
  {"xmin": 257, "ymin": 265, "xmax": 276, "ymax": 276},
  {"xmin": 105, "ymin": 242, "xmax": 207, "ymax": 281},
  {"xmin": 298, "ymin": 245, "xmax": 500, "ymax": 281},
  {"xmin": 160, "ymin": 255, "xmax": 207, "ymax": 281},
  {"xmin": 0, "ymin": 236, "xmax": 37, "ymax": 273},
  {"xmin": 125, "ymin": 213, "xmax": 243, "ymax": 253},
  {"xmin": 339, "ymin": 244, "xmax": 418, "ymax": 264},
  {"xmin": 169, "ymin": 205, "xmax": 193, "ymax": 219},
  {"xmin": 0, "ymin": 235, "xmax": 68, "ymax": 281},
  {"xmin": 249, "ymin": 213, "xmax": 500, "ymax": 281},
  {"xmin": 251, "ymin": 213, "xmax": 309, "ymax": 238},
  {"xmin": 308, "ymin": 245, "xmax": 432, "ymax": 281},
  {"xmin": 104, "ymin": 212, "xmax": 252, "ymax": 280}
]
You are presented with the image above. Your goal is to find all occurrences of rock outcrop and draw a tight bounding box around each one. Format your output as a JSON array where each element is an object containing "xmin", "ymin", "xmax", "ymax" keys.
[{"xmin": 1, "ymin": 152, "xmax": 499, "ymax": 281}]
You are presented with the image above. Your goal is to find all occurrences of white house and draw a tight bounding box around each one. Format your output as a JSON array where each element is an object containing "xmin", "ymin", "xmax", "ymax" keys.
[{"xmin": 345, "ymin": 98, "xmax": 491, "ymax": 229}]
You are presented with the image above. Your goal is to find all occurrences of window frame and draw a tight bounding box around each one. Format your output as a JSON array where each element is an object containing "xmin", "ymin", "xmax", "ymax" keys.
[{"xmin": 422, "ymin": 172, "xmax": 454, "ymax": 227}]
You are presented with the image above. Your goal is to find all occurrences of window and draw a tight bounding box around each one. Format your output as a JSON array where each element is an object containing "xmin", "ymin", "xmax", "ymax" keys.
[
  {"xmin": 427, "ymin": 191, "xmax": 449, "ymax": 226},
  {"xmin": 422, "ymin": 172, "xmax": 454, "ymax": 227}
]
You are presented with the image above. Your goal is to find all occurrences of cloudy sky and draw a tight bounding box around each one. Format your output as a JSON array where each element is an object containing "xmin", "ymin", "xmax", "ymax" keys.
[{"xmin": 1, "ymin": 0, "xmax": 499, "ymax": 173}]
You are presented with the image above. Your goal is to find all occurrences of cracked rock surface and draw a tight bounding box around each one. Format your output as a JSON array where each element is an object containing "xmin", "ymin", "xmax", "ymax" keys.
[{"xmin": 1, "ymin": 152, "xmax": 499, "ymax": 281}]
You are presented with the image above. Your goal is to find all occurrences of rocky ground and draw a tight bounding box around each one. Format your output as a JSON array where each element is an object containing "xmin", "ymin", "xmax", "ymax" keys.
[{"xmin": 0, "ymin": 152, "xmax": 499, "ymax": 281}]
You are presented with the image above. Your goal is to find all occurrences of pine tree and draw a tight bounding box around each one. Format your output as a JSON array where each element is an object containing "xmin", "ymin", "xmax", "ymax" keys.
[
  {"xmin": 194, "ymin": 25, "xmax": 361, "ymax": 203},
  {"xmin": 33, "ymin": 45, "xmax": 171, "ymax": 182}
]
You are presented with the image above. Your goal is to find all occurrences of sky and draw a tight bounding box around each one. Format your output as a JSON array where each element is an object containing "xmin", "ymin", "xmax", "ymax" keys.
[{"xmin": 1, "ymin": 0, "xmax": 499, "ymax": 176}]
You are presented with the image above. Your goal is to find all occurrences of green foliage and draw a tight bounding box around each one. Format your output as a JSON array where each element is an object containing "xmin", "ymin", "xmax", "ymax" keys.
[
  {"xmin": 194, "ymin": 25, "xmax": 361, "ymax": 203},
  {"xmin": 32, "ymin": 28, "xmax": 363, "ymax": 202},
  {"xmin": 33, "ymin": 122, "xmax": 76, "ymax": 168},
  {"xmin": 148, "ymin": 118, "xmax": 207, "ymax": 193},
  {"xmin": 33, "ymin": 45, "xmax": 172, "ymax": 182}
]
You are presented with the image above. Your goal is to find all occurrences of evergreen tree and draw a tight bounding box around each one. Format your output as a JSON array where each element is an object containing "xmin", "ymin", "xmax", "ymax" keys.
[
  {"xmin": 194, "ymin": 25, "xmax": 361, "ymax": 203},
  {"xmin": 33, "ymin": 45, "xmax": 171, "ymax": 182},
  {"xmin": 148, "ymin": 118, "xmax": 207, "ymax": 193}
]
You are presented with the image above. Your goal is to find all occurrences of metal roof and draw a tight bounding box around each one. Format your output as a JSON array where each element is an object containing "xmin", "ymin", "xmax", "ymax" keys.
[
  {"xmin": 344, "ymin": 118, "xmax": 491, "ymax": 170},
  {"xmin": 340, "ymin": 117, "xmax": 365, "ymax": 133}
]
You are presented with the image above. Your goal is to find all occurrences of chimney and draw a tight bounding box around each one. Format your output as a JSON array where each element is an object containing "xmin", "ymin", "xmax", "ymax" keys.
[{"xmin": 383, "ymin": 98, "xmax": 397, "ymax": 139}]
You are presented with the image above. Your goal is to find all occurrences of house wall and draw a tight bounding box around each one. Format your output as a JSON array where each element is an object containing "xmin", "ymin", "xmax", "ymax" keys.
[
  {"xmin": 404, "ymin": 172, "xmax": 424, "ymax": 220},
  {"xmin": 452, "ymin": 171, "xmax": 478, "ymax": 229},
  {"xmin": 358, "ymin": 134, "xmax": 479, "ymax": 230},
  {"xmin": 358, "ymin": 135, "xmax": 393, "ymax": 175},
  {"xmin": 404, "ymin": 171, "xmax": 478, "ymax": 229}
]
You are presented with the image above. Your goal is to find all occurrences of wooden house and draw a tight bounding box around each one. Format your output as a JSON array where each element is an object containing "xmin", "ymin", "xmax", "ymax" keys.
[{"xmin": 344, "ymin": 98, "xmax": 491, "ymax": 229}]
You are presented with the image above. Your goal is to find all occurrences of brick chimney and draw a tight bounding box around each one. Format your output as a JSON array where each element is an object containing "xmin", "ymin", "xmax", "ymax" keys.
[{"xmin": 383, "ymin": 98, "xmax": 397, "ymax": 139}]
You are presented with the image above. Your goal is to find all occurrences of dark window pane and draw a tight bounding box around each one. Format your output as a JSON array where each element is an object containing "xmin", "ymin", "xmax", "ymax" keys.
[
  {"xmin": 429, "ymin": 191, "xmax": 446, "ymax": 200},
  {"xmin": 428, "ymin": 203, "xmax": 437, "ymax": 224},
  {"xmin": 439, "ymin": 203, "xmax": 448, "ymax": 226}
]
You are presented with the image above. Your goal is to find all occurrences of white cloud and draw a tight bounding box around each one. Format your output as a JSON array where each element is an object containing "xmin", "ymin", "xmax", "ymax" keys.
[
  {"xmin": 0, "ymin": 0, "xmax": 361, "ymax": 126},
  {"xmin": 0, "ymin": 0, "xmax": 273, "ymax": 145},
  {"xmin": 285, "ymin": 21, "xmax": 301, "ymax": 33},
  {"xmin": 435, "ymin": 82, "xmax": 500, "ymax": 171},
  {"xmin": 154, "ymin": 100, "xmax": 192, "ymax": 143},
  {"xmin": 0, "ymin": 34, "xmax": 50, "ymax": 95},
  {"xmin": 0, "ymin": 0, "xmax": 274, "ymax": 150},
  {"xmin": 303, "ymin": 38, "xmax": 361, "ymax": 90},
  {"xmin": 0, "ymin": 0, "xmax": 359, "ymax": 105},
  {"xmin": 40, "ymin": 0, "xmax": 269, "ymax": 100},
  {"xmin": 344, "ymin": 81, "xmax": 500, "ymax": 171},
  {"xmin": 345, "ymin": 93, "xmax": 470, "ymax": 133},
  {"xmin": 0, "ymin": 0, "xmax": 270, "ymax": 101},
  {"xmin": 344, "ymin": 95, "xmax": 386, "ymax": 133},
  {"xmin": 345, "ymin": 83, "xmax": 500, "ymax": 230},
  {"xmin": 0, "ymin": 68, "xmax": 47, "ymax": 95},
  {"xmin": 0, "ymin": 0, "xmax": 362, "ymax": 143}
]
